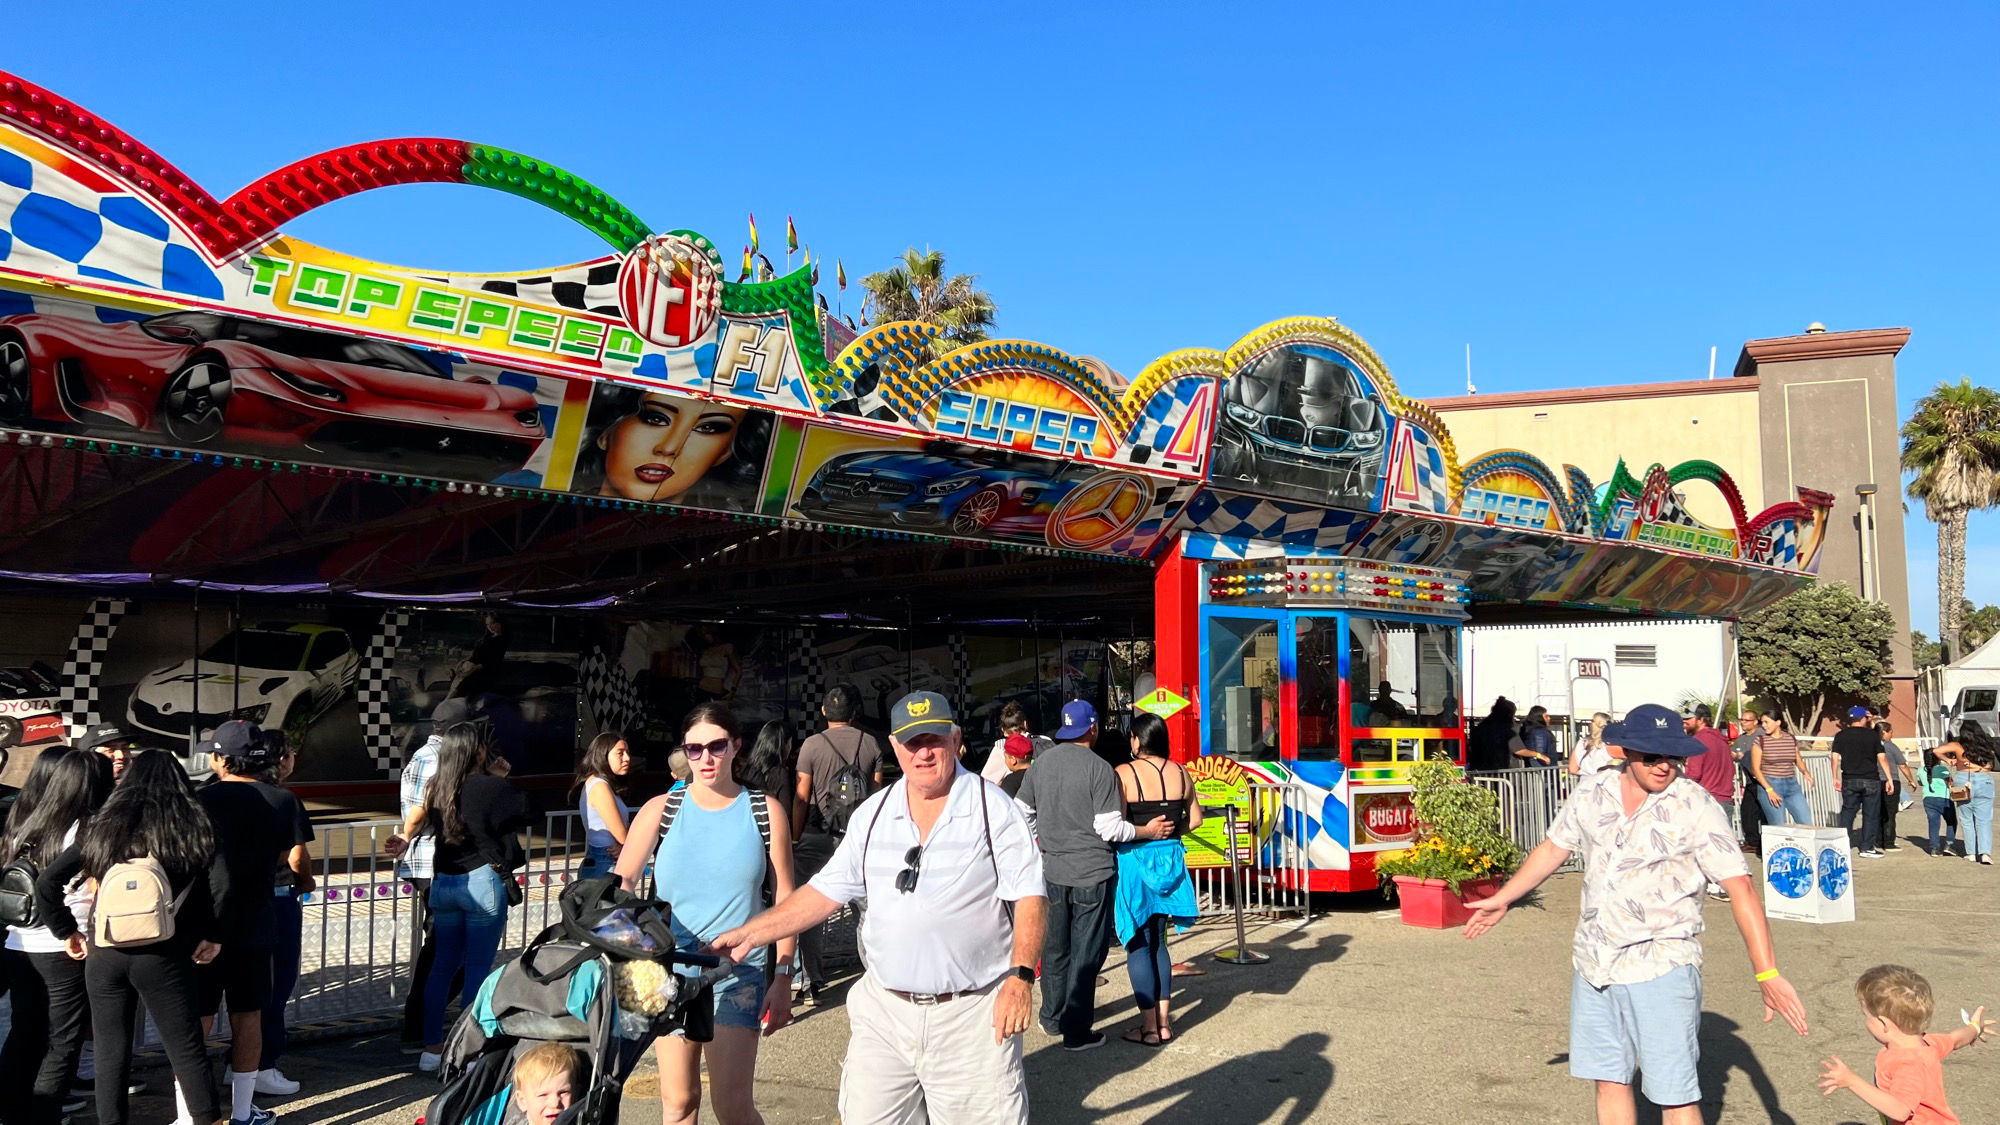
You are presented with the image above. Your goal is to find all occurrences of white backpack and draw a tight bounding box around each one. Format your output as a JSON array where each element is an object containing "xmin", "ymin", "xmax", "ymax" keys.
[{"xmin": 93, "ymin": 856, "xmax": 191, "ymax": 948}]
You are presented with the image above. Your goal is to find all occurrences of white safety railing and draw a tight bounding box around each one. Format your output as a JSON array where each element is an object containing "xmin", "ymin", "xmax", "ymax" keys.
[{"xmin": 1185, "ymin": 782, "xmax": 1312, "ymax": 920}]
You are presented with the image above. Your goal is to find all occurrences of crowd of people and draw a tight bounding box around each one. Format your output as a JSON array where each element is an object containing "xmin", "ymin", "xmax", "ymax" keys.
[{"xmin": 0, "ymin": 719, "xmax": 313, "ymax": 1125}]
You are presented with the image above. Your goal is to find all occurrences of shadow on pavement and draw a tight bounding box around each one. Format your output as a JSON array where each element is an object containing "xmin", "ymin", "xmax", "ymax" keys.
[
  {"xmin": 1121, "ymin": 927, "xmax": 1349, "ymax": 1040},
  {"xmin": 1092, "ymin": 1032, "xmax": 1335, "ymax": 1124},
  {"xmin": 1633, "ymin": 1012, "xmax": 1796, "ymax": 1125}
]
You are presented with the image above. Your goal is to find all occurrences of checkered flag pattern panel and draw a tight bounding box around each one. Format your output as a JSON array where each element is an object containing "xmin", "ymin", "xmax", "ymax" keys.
[
  {"xmin": 792, "ymin": 628, "xmax": 824, "ymax": 744},
  {"xmin": 357, "ymin": 611, "xmax": 411, "ymax": 778},
  {"xmin": 0, "ymin": 146, "xmax": 224, "ymax": 301},
  {"xmin": 578, "ymin": 646, "xmax": 643, "ymax": 737},
  {"xmin": 949, "ymin": 633, "xmax": 970, "ymax": 717},
  {"xmin": 479, "ymin": 263, "xmax": 622, "ymax": 317},
  {"xmin": 59, "ymin": 598, "xmax": 128, "ymax": 737}
]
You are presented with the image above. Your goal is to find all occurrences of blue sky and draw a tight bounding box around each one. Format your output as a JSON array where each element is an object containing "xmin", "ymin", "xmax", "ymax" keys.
[{"xmin": 9, "ymin": 3, "xmax": 1996, "ymax": 632}]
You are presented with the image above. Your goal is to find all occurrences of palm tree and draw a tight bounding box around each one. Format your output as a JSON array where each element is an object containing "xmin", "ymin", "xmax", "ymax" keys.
[
  {"xmin": 859, "ymin": 248, "xmax": 996, "ymax": 357},
  {"xmin": 1900, "ymin": 377, "xmax": 2000, "ymax": 662}
]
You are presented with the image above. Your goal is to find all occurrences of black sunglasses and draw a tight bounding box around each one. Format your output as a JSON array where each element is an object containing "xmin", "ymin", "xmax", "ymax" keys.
[
  {"xmin": 1629, "ymin": 752, "xmax": 1681, "ymax": 768},
  {"xmin": 895, "ymin": 846, "xmax": 921, "ymax": 894},
  {"xmin": 679, "ymin": 737, "xmax": 732, "ymax": 760}
]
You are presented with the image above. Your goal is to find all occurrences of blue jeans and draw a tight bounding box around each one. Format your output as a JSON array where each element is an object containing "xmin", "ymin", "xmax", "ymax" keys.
[
  {"xmin": 1924, "ymin": 797, "xmax": 1959, "ymax": 852},
  {"xmin": 578, "ymin": 844, "xmax": 616, "ymax": 880},
  {"xmin": 1124, "ymin": 915, "xmax": 1171, "ymax": 1011},
  {"xmin": 422, "ymin": 867, "xmax": 509, "ymax": 1045},
  {"xmin": 1963, "ymin": 777, "xmax": 1994, "ymax": 857},
  {"xmin": 261, "ymin": 891, "xmax": 304, "ymax": 1069},
  {"xmin": 1756, "ymin": 776, "xmax": 1814, "ymax": 826},
  {"xmin": 1040, "ymin": 876, "xmax": 1115, "ymax": 1045}
]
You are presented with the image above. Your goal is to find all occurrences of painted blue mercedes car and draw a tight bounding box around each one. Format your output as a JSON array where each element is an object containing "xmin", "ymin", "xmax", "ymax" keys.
[{"xmin": 795, "ymin": 445, "xmax": 1083, "ymax": 538}]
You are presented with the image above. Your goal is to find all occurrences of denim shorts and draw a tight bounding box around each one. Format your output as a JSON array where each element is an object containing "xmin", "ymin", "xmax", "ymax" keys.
[
  {"xmin": 670, "ymin": 962, "xmax": 767, "ymax": 1034},
  {"xmin": 1569, "ymin": 964, "xmax": 1702, "ymax": 1106}
]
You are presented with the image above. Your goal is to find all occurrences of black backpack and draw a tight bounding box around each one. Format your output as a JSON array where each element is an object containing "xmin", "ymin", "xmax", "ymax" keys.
[
  {"xmin": 820, "ymin": 730, "xmax": 872, "ymax": 837},
  {"xmin": 0, "ymin": 849, "xmax": 41, "ymax": 929}
]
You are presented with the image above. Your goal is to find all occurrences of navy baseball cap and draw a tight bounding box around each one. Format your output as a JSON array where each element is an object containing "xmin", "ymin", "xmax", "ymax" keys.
[
  {"xmin": 889, "ymin": 691, "xmax": 955, "ymax": 741},
  {"xmin": 1604, "ymin": 703, "xmax": 1702, "ymax": 758},
  {"xmin": 1053, "ymin": 699, "xmax": 1099, "ymax": 741},
  {"xmin": 202, "ymin": 719, "xmax": 273, "ymax": 763}
]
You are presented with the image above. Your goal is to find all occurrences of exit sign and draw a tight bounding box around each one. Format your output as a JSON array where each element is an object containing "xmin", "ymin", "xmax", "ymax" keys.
[{"xmin": 1575, "ymin": 659, "xmax": 1606, "ymax": 679}]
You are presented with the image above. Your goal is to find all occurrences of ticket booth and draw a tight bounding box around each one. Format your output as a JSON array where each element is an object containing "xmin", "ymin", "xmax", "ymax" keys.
[{"xmin": 1190, "ymin": 555, "xmax": 1471, "ymax": 891}]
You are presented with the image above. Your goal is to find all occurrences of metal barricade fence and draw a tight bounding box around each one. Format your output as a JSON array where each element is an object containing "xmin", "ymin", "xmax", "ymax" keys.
[
  {"xmin": 1468, "ymin": 768, "xmax": 1581, "ymax": 873},
  {"xmin": 1186, "ymin": 782, "xmax": 1312, "ymax": 920},
  {"xmin": 1469, "ymin": 752, "xmax": 1848, "ymax": 873},
  {"xmin": 285, "ymin": 810, "xmax": 592, "ymax": 1030}
]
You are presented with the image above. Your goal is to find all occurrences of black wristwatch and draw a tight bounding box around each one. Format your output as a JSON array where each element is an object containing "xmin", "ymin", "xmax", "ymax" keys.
[{"xmin": 1009, "ymin": 965, "xmax": 1036, "ymax": 984}]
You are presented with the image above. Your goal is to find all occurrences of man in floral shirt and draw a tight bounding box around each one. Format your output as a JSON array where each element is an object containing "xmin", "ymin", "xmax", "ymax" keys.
[{"xmin": 1464, "ymin": 703, "xmax": 1811, "ymax": 1125}]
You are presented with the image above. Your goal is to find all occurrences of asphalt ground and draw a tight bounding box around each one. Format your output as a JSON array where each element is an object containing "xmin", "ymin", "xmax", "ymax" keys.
[{"xmin": 105, "ymin": 839, "xmax": 1998, "ymax": 1124}]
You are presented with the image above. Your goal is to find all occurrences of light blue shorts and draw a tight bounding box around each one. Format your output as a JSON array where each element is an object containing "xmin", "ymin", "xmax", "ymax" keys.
[
  {"xmin": 669, "ymin": 962, "xmax": 768, "ymax": 1035},
  {"xmin": 1569, "ymin": 965, "xmax": 1702, "ymax": 1106}
]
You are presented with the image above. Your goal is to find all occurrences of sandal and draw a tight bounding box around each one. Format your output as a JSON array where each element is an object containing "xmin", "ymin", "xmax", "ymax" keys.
[
  {"xmin": 1157, "ymin": 1023, "xmax": 1174, "ymax": 1043},
  {"xmin": 1122, "ymin": 1026, "xmax": 1162, "ymax": 1047}
]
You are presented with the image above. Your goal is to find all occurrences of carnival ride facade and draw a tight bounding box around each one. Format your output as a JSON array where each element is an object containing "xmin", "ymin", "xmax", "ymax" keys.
[{"xmin": 0, "ymin": 71, "xmax": 1833, "ymax": 881}]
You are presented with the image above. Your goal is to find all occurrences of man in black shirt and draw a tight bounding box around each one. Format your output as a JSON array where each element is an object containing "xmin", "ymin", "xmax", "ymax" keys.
[
  {"xmin": 192, "ymin": 720, "xmax": 313, "ymax": 1125},
  {"xmin": 1831, "ymin": 706, "xmax": 1893, "ymax": 858}
]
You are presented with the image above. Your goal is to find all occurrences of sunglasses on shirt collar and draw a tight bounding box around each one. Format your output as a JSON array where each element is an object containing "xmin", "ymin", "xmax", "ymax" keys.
[{"xmin": 896, "ymin": 846, "xmax": 922, "ymax": 894}]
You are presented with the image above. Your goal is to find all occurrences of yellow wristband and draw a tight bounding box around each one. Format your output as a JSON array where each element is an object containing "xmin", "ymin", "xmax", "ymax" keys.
[{"xmin": 1755, "ymin": 969, "xmax": 1780, "ymax": 983}]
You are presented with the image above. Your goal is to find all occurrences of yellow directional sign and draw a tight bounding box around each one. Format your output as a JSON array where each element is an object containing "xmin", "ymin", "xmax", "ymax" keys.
[{"xmin": 1134, "ymin": 688, "xmax": 1191, "ymax": 719}]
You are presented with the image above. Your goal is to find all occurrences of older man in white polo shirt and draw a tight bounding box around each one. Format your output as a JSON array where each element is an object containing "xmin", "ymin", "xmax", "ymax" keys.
[{"xmin": 713, "ymin": 690, "xmax": 1046, "ymax": 1124}]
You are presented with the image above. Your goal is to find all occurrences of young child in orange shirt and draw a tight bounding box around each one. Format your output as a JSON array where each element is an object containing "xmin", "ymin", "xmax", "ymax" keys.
[
  {"xmin": 1819, "ymin": 964, "xmax": 1993, "ymax": 1124},
  {"xmin": 510, "ymin": 1041, "xmax": 583, "ymax": 1125}
]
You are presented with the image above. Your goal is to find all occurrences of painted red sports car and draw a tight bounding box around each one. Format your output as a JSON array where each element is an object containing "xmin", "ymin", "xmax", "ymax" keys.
[{"xmin": 0, "ymin": 310, "xmax": 546, "ymax": 470}]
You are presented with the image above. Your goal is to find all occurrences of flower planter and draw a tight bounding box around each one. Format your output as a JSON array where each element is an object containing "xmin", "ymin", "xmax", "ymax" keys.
[{"xmin": 1392, "ymin": 875, "xmax": 1501, "ymax": 929}]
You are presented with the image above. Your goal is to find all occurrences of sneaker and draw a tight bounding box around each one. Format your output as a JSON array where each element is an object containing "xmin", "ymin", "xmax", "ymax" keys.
[
  {"xmin": 1859, "ymin": 849, "xmax": 1884, "ymax": 859},
  {"xmin": 1063, "ymin": 1031, "xmax": 1107, "ymax": 1052},
  {"xmin": 1981, "ymin": 855, "xmax": 1993, "ymax": 865},
  {"xmin": 417, "ymin": 1051, "xmax": 442, "ymax": 1073},
  {"xmin": 62, "ymin": 1096, "xmax": 86, "ymax": 1115},
  {"xmin": 230, "ymin": 1109, "xmax": 280, "ymax": 1125},
  {"xmin": 256, "ymin": 1069, "xmax": 301, "ymax": 1096},
  {"xmin": 1039, "ymin": 1021, "xmax": 1062, "ymax": 1037}
]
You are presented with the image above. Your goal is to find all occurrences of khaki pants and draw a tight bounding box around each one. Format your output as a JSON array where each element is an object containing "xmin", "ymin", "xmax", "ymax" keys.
[{"xmin": 839, "ymin": 973, "xmax": 1028, "ymax": 1125}]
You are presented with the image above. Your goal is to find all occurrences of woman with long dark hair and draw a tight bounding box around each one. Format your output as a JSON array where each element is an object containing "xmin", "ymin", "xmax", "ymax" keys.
[
  {"xmin": 1, "ymin": 748, "xmax": 113, "ymax": 1125},
  {"xmin": 1922, "ymin": 744, "xmax": 1961, "ymax": 857},
  {"xmin": 416, "ymin": 721, "xmax": 528, "ymax": 1070},
  {"xmin": 571, "ymin": 731, "xmax": 634, "ymax": 880},
  {"xmin": 1112, "ymin": 713, "xmax": 1200, "ymax": 1047},
  {"xmin": 735, "ymin": 721, "xmax": 796, "ymax": 825},
  {"xmin": 616, "ymin": 703, "xmax": 796, "ymax": 1125},
  {"xmin": 35, "ymin": 750, "xmax": 225, "ymax": 1125}
]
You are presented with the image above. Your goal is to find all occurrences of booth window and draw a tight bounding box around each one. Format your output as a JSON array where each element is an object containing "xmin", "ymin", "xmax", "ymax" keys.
[
  {"xmin": 1207, "ymin": 616, "xmax": 1280, "ymax": 760},
  {"xmin": 1346, "ymin": 618, "xmax": 1462, "ymax": 730},
  {"xmin": 1293, "ymin": 616, "xmax": 1341, "ymax": 761}
]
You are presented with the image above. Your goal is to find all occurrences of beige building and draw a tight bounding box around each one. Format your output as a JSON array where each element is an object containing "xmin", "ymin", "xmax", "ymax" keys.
[{"xmin": 1425, "ymin": 325, "xmax": 1915, "ymax": 723}]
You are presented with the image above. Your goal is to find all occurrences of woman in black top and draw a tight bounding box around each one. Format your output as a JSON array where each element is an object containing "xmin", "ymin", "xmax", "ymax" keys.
[
  {"xmin": 36, "ymin": 750, "xmax": 226, "ymax": 1125},
  {"xmin": 1, "ymin": 748, "xmax": 112, "ymax": 1125},
  {"xmin": 1112, "ymin": 714, "xmax": 1202, "ymax": 1047},
  {"xmin": 736, "ymin": 721, "xmax": 797, "ymax": 825},
  {"xmin": 415, "ymin": 722, "xmax": 529, "ymax": 1067}
]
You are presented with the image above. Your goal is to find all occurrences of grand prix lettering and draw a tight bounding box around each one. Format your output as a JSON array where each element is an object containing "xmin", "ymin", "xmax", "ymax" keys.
[
  {"xmin": 933, "ymin": 389, "xmax": 1101, "ymax": 456},
  {"xmin": 247, "ymin": 257, "xmax": 645, "ymax": 366}
]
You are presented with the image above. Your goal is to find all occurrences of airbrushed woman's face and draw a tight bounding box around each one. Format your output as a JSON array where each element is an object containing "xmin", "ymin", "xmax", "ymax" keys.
[{"xmin": 596, "ymin": 392, "xmax": 744, "ymax": 502}]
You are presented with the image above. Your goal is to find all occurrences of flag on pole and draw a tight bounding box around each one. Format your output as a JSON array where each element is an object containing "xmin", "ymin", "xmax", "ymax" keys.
[
  {"xmin": 757, "ymin": 253, "xmax": 775, "ymax": 282},
  {"xmin": 740, "ymin": 245, "xmax": 753, "ymax": 282},
  {"xmin": 836, "ymin": 259, "xmax": 847, "ymax": 291},
  {"xmin": 747, "ymin": 212, "xmax": 759, "ymax": 255},
  {"xmin": 785, "ymin": 216, "xmax": 798, "ymax": 255},
  {"xmin": 805, "ymin": 247, "xmax": 818, "ymax": 286}
]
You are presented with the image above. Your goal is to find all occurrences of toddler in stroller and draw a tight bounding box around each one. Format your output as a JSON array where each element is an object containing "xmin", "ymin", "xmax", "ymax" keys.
[{"xmin": 421, "ymin": 876, "xmax": 733, "ymax": 1125}]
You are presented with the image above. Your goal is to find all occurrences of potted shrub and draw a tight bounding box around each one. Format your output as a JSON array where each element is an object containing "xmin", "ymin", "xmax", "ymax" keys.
[{"xmin": 1376, "ymin": 760, "xmax": 1523, "ymax": 928}]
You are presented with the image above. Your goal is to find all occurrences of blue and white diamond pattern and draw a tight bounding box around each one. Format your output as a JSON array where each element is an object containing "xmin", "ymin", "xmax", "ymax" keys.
[
  {"xmin": 0, "ymin": 142, "xmax": 222, "ymax": 301},
  {"xmin": 1179, "ymin": 490, "xmax": 1377, "ymax": 559}
]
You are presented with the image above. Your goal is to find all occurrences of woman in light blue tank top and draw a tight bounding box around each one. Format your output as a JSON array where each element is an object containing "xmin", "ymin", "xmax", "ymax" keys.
[
  {"xmin": 570, "ymin": 733, "xmax": 633, "ymax": 879},
  {"xmin": 615, "ymin": 703, "xmax": 797, "ymax": 1125}
]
